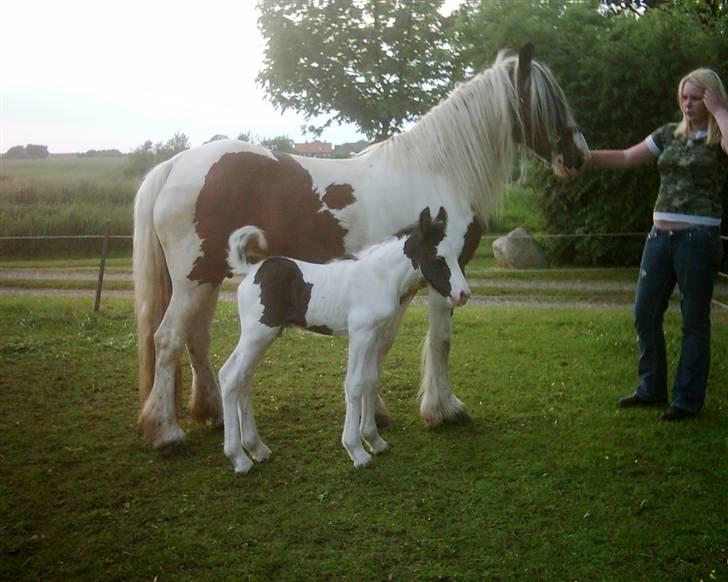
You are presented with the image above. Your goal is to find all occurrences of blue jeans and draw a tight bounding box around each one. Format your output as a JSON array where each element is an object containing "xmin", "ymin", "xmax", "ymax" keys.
[{"xmin": 634, "ymin": 225, "xmax": 722, "ymax": 413}]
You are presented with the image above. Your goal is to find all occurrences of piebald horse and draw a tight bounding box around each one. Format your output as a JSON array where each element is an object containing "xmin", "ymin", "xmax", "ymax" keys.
[
  {"xmin": 221, "ymin": 207, "xmax": 469, "ymax": 472},
  {"xmin": 134, "ymin": 45, "xmax": 588, "ymax": 449}
]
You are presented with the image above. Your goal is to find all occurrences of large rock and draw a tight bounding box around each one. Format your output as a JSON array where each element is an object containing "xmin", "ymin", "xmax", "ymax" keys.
[{"xmin": 492, "ymin": 228, "xmax": 548, "ymax": 269}]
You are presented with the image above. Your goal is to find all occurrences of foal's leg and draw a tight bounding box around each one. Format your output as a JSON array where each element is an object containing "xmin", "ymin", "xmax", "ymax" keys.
[
  {"xmin": 138, "ymin": 285, "xmax": 206, "ymax": 449},
  {"xmin": 373, "ymin": 297, "xmax": 413, "ymax": 428},
  {"xmin": 187, "ymin": 286, "xmax": 224, "ymax": 428},
  {"xmin": 342, "ymin": 328, "xmax": 382, "ymax": 467},
  {"xmin": 236, "ymin": 326, "xmax": 274, "ymax": 463},
  {"xmin": 361, "ymin": 369, "xmax": 389, "ymax": 455},
  {"xmin": 219, "ymin": 342, "xmax": 255, "ymax": 474},
  {"xmin": 219, "ymin": 324, "xmax": 277, "ymax": 473},
  {"xmin": 419, "ymin": 287, "xmax": 470, "ymax": 426}
]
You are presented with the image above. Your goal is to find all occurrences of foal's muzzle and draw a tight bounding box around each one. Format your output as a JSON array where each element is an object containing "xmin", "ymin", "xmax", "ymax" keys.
[{"xmin": 452, "ymin": 289, "xmax": 470, "ymax": 307}]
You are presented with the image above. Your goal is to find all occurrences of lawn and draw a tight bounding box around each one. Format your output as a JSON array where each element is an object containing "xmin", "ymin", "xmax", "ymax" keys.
[{"xmin": 1, "ymin": 297, "xmax": 727, "ymax": 580}]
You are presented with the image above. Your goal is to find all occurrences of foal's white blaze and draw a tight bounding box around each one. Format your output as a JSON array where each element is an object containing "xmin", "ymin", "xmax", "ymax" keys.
[{"xmin": 440, "ymin": 238, "xmax": 470, "ymax": 307}]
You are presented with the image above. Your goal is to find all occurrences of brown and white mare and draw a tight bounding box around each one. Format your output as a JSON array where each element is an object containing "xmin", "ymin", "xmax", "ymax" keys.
[{"xmin": 134, "ymin": 45, "xmax": 588, "ymax": 449}]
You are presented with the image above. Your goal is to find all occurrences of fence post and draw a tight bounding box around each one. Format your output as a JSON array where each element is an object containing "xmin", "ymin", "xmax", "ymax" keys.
[{"xmin": 94, "ymin": 220, "xmax": 111, "ymax": 313}]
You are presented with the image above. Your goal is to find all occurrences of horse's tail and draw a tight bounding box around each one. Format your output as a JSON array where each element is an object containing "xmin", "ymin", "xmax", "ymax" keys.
[
  {"xmin": 227, "ymin": 226, "xmax": 268, "ymax": 275},
  {"xmin": 133, "ymin": 158, "xmax": 181, "ymax": 414}
]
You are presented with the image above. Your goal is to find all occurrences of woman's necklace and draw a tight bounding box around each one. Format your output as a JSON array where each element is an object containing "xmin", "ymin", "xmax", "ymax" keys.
[{"xmin": 687, "ymin": 128, "xmax": 707, "ymax": 146}]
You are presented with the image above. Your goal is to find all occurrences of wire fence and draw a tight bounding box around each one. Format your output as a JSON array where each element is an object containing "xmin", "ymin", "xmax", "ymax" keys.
[{"xmin": 1, "ymin": 230, "xmax": 727, "ymax": 311}]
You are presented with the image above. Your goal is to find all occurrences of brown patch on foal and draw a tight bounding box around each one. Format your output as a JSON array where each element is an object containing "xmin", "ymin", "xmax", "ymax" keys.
[
  {"xmin": 188, "ymin": 152, "xmax": 356, "ymax": 286},
  {"xmin": 253, "ymin": 258, "xmax": 334, "ymax": 335},
  {"xmin": 254, "ymin": 258, "xmax": 312, "ymax": 328}
]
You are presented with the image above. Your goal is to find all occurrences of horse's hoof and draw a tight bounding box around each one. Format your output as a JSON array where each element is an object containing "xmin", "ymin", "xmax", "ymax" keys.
[
  {"xmin": 153, "ymin": 426, "xmax": 187, "ymax": 451},
  {"xmin": 248, "ymin": 442, "xmax": 272, "ymax": 462},
  {"xmin": 232, "ymin": 457, "xmax": 254, "ymax": 474}
]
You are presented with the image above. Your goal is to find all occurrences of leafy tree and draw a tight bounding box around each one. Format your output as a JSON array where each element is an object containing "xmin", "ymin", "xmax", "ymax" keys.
[
  {"xmin": 259, "ymin": 135, "xmax": 295, "ymax": 153},
  {"xmin": 125, "ymin": 132, "xmax": 190, "ymax": 177},
  {"xmin": 25, "ymin": 144, "xmax": 49, "ymax": 159},
  {"xmin": 602, "ymin": 0, "xmax": 727, "ymax": 24},
  {"xmin": 2, "ymin": 144, "xmax": 49, "ymax": 159},
  {"xmin": 79, "ymin": 149, "xmax": 123, "ymax": 157},
  {"xmin": 155, "ymin": 132, "xmax": 190, "ymax": 160},
  {"xmin": 2, "ymin": 145, "xmax": 28, "ymax": 159},
  {"xmin": 257, "ymin": 0, "xmax": 456, "ymax": 141}
]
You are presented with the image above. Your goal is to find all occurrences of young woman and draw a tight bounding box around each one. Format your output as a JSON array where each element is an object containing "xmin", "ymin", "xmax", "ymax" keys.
[{"xmin": 588, "ymin": 68, "xmax": 728, "ymax": 420}]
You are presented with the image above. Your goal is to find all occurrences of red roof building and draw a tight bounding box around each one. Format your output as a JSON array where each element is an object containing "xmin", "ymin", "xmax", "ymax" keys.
[{"xmin": 293, "ymin": 140, "xmax": 334, "ymax": 158}]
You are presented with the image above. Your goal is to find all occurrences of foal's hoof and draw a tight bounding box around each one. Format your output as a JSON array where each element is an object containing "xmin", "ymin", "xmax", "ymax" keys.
[
  {"xmin": 369, "ymin": 438, "xmax": 389, "ymax": 455},
  {"xmin": 352, "ymin": 452, "xmax": 373, "ymax": 468},
  {"xmin": 248, "ymin": 442, "xmax": 272, "ymax": 462},
  {"xmin": 232, "ymin": 455, "xmax": 254, "ymax": 474}
]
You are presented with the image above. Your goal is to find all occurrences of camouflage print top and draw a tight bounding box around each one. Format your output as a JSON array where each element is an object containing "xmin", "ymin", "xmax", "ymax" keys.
[{"xmin": 646, "ymin": 123, "xmax": 728, "ymax": 224}]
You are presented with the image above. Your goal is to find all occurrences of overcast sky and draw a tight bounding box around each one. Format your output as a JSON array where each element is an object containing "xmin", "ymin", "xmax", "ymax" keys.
[{"xmin": 1, "ymin": 0, "xmax": 462, "ymax": 154}]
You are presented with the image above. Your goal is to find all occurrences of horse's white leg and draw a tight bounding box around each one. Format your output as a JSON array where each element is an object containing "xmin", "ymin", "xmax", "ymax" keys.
[
  {"xmin": 373, "ymin": 296, "xmax": 413, "ymax": 428},
  {"xmin": 419, "ymin": 288, "xmax": 470, "ymax": 426},
  {"xmin": 219, "ymin": 324, "xmax": 277, "ymax": 473},
  {"xmin": 138, "ymin": 288, "xmax": 201, "ymax": 449},
  {"xmin": 342, "ymin": 329, "xmax": 381, "ymax": 467},
  {"xmin": 187, "ymin": 286, "xmax": 224, "ymax": 428}
]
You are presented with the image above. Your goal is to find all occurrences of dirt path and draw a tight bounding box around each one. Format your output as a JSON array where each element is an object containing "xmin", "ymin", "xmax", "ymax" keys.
[
  {"xmin": 3, "ymin": 268, "xmax": 724, "ymax": 311},
  {"xmin": 0, "ymin": 269, "xmax": 640, "ymax": 291}
]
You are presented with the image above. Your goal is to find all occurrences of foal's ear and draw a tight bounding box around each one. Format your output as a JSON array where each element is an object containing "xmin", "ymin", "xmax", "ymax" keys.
[
  {"xmin": 518, "ymin": 42, "xmax": 535, "ymax": 80},
  {"xmin": 435, "ymin": 206, "xmax": 448, "ymax": 224},
  {"xmin": 419, "ymin": 207, "xmax": 432, "ymax": 230}
]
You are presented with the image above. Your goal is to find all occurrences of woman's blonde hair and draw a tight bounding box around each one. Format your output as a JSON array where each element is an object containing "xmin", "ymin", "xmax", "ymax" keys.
[{"xmin": 675, "ymin": 68, "xmax": 728, "ymax": 145}]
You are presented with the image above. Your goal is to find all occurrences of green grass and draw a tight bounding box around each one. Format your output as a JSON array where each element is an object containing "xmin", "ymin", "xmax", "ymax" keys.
[{"xmin": 1, "ymin": 297, "xmax": 727, "ymax": 580}]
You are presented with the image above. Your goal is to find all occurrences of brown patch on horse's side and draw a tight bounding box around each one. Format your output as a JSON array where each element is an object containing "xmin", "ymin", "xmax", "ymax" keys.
[
  {"xmin": 189, "ymin": 152, "xmax": 354, "ymax": 286},
  {"xmin": 458, "ymin": 218, "xmax": 483, "ymax": 269},
  {"xmin": 322, "ymin": 184, "xmax": 356, "ymax": 210},
  {"xmin": 254, "ymin": 258, "xmax": 312, "ymax": 328}
]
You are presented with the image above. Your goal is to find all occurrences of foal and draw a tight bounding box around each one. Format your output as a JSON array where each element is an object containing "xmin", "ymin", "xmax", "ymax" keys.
[{"xmin": 219, "ymin": 206, "xmax": 470, "ymax": 473}]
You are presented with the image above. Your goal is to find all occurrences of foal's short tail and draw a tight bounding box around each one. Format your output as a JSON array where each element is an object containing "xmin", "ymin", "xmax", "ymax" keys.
[
  {"xmin": 227, "ymin": 226, "xmax": 268, "ymax": 275},
  {"xmin": 133, "ymin": 158, "xmax": 181, "ymax": 414}
]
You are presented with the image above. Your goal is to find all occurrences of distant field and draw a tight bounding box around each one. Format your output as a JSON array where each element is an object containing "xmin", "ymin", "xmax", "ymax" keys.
[{"xmin": 0, "ymin": 157, "xmax": 138, "ymax": 257}]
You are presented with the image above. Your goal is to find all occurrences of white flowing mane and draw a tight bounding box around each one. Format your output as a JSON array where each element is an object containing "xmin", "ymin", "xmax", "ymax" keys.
[{"xmin": 358, "ymin": 50, "xmax": 576, "ymax": 225}]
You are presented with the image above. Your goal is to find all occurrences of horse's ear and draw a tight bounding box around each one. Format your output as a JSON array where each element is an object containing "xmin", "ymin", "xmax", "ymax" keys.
[
  {"xmin": 419, "ymin": 207, "xmax": 432, "ymax": 230},
  {"xmin": 435, "ymin": 206, "xmax": 447, "ymax": 224},
  {"xmin": 518, "ymin": 42, "xmax": 535, "ymax": 80}
]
